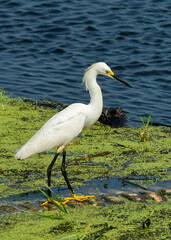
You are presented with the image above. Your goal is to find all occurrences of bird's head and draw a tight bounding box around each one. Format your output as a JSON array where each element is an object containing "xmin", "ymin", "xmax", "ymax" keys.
[
  {"xmin": 83, "ymin": 62, "xmax": 132, "ymax": 90},
  {"xmin": 94, "ymin": 62, "xmax": 132, "ymax": 88}
]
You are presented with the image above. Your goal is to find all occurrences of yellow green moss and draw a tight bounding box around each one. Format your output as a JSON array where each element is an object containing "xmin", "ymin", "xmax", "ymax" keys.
[
  {"xmin": 0, "ymin": 198, "xmax": 170, "ymax": 240},
  {"xmin": 0, "ymin": 90, "xmax": 171, "ymax": 239}
]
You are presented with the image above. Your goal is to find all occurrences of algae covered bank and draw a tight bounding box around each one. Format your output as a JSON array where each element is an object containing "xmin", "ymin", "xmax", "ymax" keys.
[{"xmin": 0, "ymin": 90, "xmax": 170, "ymax": 239}]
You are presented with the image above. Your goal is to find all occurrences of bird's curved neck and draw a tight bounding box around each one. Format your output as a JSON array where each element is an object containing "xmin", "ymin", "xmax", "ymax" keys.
[{"xmin": 84, "ymin": 69, "xmax": 103, "ymax": 113}]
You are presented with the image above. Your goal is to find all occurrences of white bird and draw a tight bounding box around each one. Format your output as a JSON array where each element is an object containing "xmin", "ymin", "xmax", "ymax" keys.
[{"xmin": 15, "ymin": 62, "xmax": 132, "ymax": 205}]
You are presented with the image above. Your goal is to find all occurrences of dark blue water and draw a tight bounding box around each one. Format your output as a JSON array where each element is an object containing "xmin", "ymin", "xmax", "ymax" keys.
[{"xmin": 0, "ymin": 0, "xmax": 171, "ymax": 126}]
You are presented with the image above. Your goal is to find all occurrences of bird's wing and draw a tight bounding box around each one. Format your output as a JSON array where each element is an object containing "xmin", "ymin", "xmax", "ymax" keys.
[
  {"xmin": 43, "ymin": 111, "xmax": 86, "ymax": 149},
  {"xmin": 15, "ymin": 109, "xmax": 86, "ymax": 159}
]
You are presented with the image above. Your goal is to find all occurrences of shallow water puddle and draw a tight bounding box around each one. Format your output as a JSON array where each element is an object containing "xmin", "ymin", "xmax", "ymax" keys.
[{"xmin": 0, "ymin": 176, "xmax": 170, "ymax": 214}]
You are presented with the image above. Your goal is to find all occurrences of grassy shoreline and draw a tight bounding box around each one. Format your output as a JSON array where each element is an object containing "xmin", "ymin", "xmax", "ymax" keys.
[{"xmin": 0, "ymin": 90, "xmax": 170, "ymax": 239}]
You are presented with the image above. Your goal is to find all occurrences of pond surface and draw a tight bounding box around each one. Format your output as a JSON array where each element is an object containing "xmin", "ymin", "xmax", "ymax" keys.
[{"xmin": 0, "ymin": 0, "xmax": 171, "ymax": 126}]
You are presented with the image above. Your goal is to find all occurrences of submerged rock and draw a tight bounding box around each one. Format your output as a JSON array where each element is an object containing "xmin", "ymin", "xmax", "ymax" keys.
[
  {"xmin": 0, "ymin": 205, "xmax": 19, "ymax": 214},
  {"xmin": 159, "ymin": 188, "xmax": 171, "ymax": 196},
  {"xmin": 140, "ymin": 191, "xmax": 166, "ymax": 202},
  {"xmin": 119, "ymin": 192, "xmax": 144, "ymax": 202},
  {"xmin": 101, "ymin": 194, "xmax": 124, "ymax": 204}
]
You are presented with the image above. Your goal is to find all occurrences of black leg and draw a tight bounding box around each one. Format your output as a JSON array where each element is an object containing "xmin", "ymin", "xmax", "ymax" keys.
[
  {"xmin": 61, "ymin": 150, "xmax": 75, "ymax": 196},
  {"xmin": 47, "ymin": 152, "xmax": 59, "ymax": 197}
]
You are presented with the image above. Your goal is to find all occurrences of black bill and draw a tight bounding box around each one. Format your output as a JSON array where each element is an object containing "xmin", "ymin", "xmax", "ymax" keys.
[{"xmin": 113, "ymin": 74, "xmax": 132, "ymax": 88}]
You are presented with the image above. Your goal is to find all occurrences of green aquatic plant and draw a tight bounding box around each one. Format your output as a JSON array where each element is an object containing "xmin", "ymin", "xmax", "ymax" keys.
[
  {"xmin": 142, "ymin": 210, "xmax": 154, "ymax": 229},
  {"xmin": 31, "ymin": 188, "xmax": 94, "ymax": 240},
  {"xmin": 140, "ymin": 115, "xmax": 154, "ymax": 143}
]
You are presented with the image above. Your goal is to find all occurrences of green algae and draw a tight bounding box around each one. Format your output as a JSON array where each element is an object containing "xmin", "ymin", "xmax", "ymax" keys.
[
  {"xmin": 0, "ymin": 198, "xmax": 171, "ymax": 240},
  {"xmin": 0, "ymin": 90, "xmax": 170, "ymax": 198},
  {"xmin": 0, "ymin": 90, "xmax": 171, "ymax": 239},
  {"xmin": 0, "ymin": 90, "xmax": 170, "ymax": 191}
]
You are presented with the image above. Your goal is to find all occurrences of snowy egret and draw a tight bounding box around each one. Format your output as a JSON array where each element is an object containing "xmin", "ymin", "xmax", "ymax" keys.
[{"xmin": 15, "ymin": 62, "xmax": 132, "ymax": 205}]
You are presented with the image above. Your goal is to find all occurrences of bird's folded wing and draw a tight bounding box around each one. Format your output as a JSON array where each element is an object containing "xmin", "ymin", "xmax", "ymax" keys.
[{"xmin": 15, "ymin": 112, "xmax": 86, "ymax": 159}]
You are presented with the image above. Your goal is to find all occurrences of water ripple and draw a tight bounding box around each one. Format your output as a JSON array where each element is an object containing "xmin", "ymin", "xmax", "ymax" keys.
[{"xmin": 0, "ymin": 0, "xmax": 171, "ymax": 126}]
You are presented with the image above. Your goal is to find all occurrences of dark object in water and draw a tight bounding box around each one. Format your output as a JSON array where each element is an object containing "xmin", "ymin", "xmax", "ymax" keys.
[{"xmin": 98, "ymin": 107, "xmax": 127, "ymax": 128}]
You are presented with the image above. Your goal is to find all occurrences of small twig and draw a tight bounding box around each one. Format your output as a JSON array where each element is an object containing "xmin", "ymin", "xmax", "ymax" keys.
[
  {"xmin": 81, "ymin": 207, "xmax": 95, "ymax": 239},
  {"xmin": 74, "ymin": 151, "xmax": 111, "ymax": 162},
  {"xmin": 119, "ymin": 178, "xmax": 147, "ymax": 190},
  {"xmin": 35, "ymin": 100, "xmax": 38, "ymax": 110}
]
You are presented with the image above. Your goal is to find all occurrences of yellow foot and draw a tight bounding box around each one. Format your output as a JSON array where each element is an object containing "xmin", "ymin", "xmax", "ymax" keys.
[
  {"xmin": 40, "ymin": 199, "xmax": 65, "ymax": 209},
  {"xmin": 40, "ymin": 194, "xmax": 95, "ymax": 209},
  {"xmin": 41, "ymin": 200, "xmax": 50, "ymax": 207},
  {"xmin": 63, "ymin": 194, "xmax": 95, "ymax": 204}
]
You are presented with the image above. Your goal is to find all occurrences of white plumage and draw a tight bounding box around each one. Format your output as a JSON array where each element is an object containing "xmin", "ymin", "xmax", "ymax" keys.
[
  {"xmin": 15, "ymin": 62, "xmax": 132, "ymax": 204},
  {"xmin": 15, "ymin": 61, "xmax": 132, "ymax": 160},
  {"xmin": 15, "ymin": 62, "xmax": 116, "ymax": 160}
]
